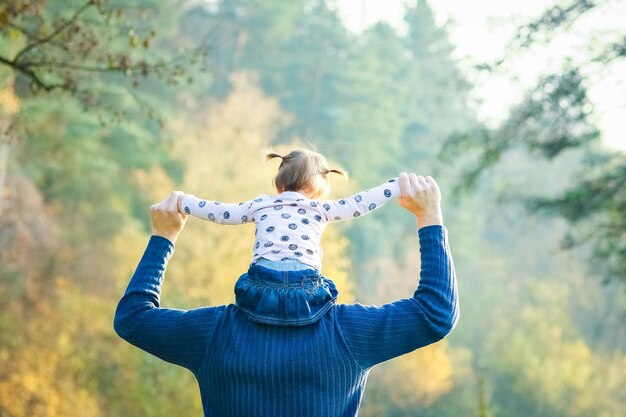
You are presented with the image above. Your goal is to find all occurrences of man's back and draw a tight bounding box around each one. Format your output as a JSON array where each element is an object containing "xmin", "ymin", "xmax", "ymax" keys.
[
  {"xmin": 114, "ymin": 226, "xmax": 457, "ymax": 417},
  {"xmin": 198, "ymin": 306, "xmax": 365, "ymax": 417}
]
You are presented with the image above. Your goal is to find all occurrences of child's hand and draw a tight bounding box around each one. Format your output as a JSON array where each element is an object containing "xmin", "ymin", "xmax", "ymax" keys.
[{"xmin": 176, "ymin": 193, "xmax": 186, "ymax": 214}]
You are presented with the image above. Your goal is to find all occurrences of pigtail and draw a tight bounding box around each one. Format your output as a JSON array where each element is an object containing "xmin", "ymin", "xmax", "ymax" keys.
[
  {"xmin": 323, "ymin": 168, "xmax": 348, "ymax": 179},
  {"xmin": 329, "ymin": 168, "xmax": 347, "ymax": 178},
  {"xmin": 265, "ymin": 152, "xmax": 284, "ymax": 162}
]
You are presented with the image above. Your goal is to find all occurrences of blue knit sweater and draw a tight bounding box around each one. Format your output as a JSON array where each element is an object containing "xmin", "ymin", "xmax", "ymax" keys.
[{"xmin": 114, "ymin": 225, "xmax": 459, "ymax": 417}]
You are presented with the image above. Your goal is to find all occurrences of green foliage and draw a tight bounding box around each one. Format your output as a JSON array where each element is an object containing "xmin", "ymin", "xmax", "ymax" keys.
[
  {"xmin": 13, "ymin": 91, "xmax": 180, "ymax": 237},
  {"xmin": 0, "ymin": 0, "xmax": 205, "ymax": 123},
  {"xmin": 444, "ymin": 0, "xmax": 625, "ymax": 285},
  {"xmin": 530, "ymin": 151, "xmax": 626, "ymax": 282}
]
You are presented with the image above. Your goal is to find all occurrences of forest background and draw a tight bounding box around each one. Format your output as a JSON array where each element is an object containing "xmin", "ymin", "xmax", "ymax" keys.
[{"xmin": 0, "ymin": 1, "xmax": 624, "ymax": 416}]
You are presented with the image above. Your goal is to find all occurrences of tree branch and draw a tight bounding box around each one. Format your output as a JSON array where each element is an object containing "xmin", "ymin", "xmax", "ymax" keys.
[
  {"xmin": 13, "ymin": 1, "xmax": 94, "ymax": 63},
  {"xmin": 18, "ymin": 59, "xmax": 175, "ymax": 73},
  {"xmin": 16, "ymin": 41, "xmax": 210, "ymax": 75},
  {"xmin": 0, "ymin": 55, "xmax": 63, "ymax": 92},
  {"xmin": 512, "ymin": 0, "xmax": 598, "ymax": 48}
]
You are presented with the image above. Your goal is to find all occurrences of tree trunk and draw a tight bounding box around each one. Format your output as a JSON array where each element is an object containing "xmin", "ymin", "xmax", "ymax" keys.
[{"xmin": 0, "ymin": 140, "xmax": 9, "ymax": 219}]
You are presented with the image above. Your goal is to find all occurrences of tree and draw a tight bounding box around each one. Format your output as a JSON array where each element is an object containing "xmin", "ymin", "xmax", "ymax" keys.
[
  {"xmin": 0, "ymin": 1, "xmax": 210, "ymax": 259},
  {"xmin": 0, "ymin": 77, "xmax": 19, "ymax": 216},
  {"xmin": 0, "ymin": 0, "xmax": 202, "ymax": 118},
  {"xmin": 444, "ymin": 0, "xmax": 626, "ymax": 284}
]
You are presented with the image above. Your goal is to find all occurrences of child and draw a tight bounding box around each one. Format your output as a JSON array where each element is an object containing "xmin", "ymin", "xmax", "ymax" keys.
[
  {"xmin": 178, "ymin": 148, "xmax": 401, "ymax": 272},
  {"xmin": 178, "ymin": 148, "xmax": 401, "ymax": 325}
]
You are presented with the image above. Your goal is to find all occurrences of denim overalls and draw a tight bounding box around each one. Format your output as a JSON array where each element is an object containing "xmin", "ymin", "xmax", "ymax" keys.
[{"xmin": 234, "ymin": 259, "xmax": 338, "ymax": 326}]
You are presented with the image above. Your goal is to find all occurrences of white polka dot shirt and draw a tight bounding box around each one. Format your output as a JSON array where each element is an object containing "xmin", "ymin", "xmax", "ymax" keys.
[{"xmin": 180, "ymin": 178, "xmax": 401, "ymax": 270}]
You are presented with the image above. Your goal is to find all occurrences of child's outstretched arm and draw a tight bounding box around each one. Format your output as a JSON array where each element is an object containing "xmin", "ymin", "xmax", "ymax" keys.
[
  {"xmin": 318, "ymin": 178, "xmax": 401, "ymax": 221},
  {"xmin": 179, "ymin": 193, "xmax": 256, "ymax": 225}
]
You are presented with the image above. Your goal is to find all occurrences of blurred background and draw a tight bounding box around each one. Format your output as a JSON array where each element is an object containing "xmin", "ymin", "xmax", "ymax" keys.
[{"xmin": 0, "ymin": 0, "xmax": 624, "ymax": 416}]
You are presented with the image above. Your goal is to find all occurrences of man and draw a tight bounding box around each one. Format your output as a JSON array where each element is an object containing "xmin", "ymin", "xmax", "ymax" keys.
[{"xmin": 114, "ymin": 172, "xmax": 459, "ymax": 416}]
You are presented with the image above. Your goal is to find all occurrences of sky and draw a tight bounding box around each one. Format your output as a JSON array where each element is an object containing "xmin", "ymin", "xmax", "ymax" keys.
[{"xmin": 336, "ymin": 0, "xmax": 626, "ymax": 150}]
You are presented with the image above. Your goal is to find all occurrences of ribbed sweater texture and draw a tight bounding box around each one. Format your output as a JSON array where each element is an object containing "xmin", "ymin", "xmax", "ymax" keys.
[{"xmin": 114, "ymin": 225, "xmax": 459, "ymax": 417}]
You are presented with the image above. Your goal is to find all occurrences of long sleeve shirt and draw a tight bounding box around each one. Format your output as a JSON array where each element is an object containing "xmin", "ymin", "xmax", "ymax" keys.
[
  {"xmin": 113, "ymin": 225, "xmax": 459, "ymax": 417},
  {"xmin": 179, "ymin": 179, "xmax": 401, "ymax": 270}
]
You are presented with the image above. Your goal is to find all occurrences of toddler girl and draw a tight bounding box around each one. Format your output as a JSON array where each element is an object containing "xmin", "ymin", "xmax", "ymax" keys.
[
  {"xmin": 178, "ymin": 148, "xmax": 401, "ymax": 326},
  {"xmin": 178, "ymin": 148, "xmax": 401, "ymax": 272}
]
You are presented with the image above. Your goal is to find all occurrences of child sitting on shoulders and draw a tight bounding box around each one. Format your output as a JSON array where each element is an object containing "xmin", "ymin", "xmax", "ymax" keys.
[{"xmin": 177, "ymin": 148, "xmax": 401, "ymax": 325}]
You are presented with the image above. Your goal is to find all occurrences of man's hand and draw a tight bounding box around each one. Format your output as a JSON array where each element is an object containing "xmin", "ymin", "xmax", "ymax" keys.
[
  {"xmin": 151, "ymin": 191, "xmax": 188, "ymax": 244},
  {"xmin": 398, "ymin": 172, "xmax": 443, "ymax": 229}
]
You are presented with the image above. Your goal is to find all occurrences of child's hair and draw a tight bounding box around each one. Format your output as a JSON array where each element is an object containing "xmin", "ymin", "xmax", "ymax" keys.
[{"xmin": 266, "ymin": 148, "xmax": 346, "ymax": 198}]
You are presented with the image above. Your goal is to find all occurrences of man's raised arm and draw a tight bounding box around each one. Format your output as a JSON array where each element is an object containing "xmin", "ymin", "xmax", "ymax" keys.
[
  {"xmin": 334, "ymin": 174, "xmax": 459, "ymax": 369},
  {"xmin": 113, "ymin": 192, "xmax": 225, "ymax": 372}
]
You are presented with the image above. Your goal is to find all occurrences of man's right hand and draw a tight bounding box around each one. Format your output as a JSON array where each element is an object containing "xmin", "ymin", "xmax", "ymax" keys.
[
  {"xmin": 151, "ymin": 191, "xmax": 188, "ymax": 244},
  {"xmin": 398, "ymin": 172, "xmax": 443, "ymax": 229}
]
